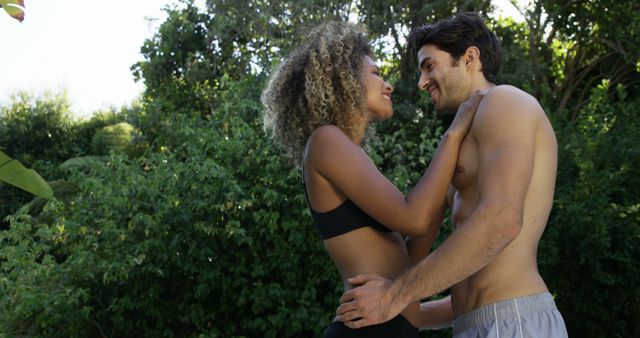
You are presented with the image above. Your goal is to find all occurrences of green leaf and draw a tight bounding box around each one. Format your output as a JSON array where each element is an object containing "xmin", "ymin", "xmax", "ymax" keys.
[
  {"xmin": 0, "ymin": 150, "xmax": 54, "ymax": 200},
  {"xmin": 0, "ymin": 0, "xmax": 25, "ymax": 22}
]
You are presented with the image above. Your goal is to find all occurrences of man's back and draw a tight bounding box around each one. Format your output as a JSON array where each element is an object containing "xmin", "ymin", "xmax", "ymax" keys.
[{"xmin": 449, "ymin": 85, "xmax": 557, "ymax": 316}]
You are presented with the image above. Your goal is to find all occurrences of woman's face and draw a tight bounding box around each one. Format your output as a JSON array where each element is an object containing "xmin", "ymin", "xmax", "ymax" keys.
[{"xmin": 362, "ymin": 55, "xmax": 393, "ymax": 121}]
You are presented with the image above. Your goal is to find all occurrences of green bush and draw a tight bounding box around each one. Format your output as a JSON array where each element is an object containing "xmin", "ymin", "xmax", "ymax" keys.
[
  {"xmin": 91, "ymin": 122, "xmax": 145, "ymax": 157},
  {"xmin": 541, "ymin": 82, "xmax": 640, "ymax": 337},
  {"xmin": 0, "ymin": 77, "xmax": 338, "ymax": 337},
  {"xmin": 0, "ymin": 93, "xmax": 133, "ymax": 229},
  {"xmin": 0, "ymin": 92, "xmax": 76, "ymax": 163},
  {"xmin": 0, "ymin": 92, "xmax": 75, "ymax": 228}
]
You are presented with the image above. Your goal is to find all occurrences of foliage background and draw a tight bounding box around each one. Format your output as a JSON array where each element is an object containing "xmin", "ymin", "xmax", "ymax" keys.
[{"xmin": 1, "ymin": 0, "xmax": 638, "ymax": 337}]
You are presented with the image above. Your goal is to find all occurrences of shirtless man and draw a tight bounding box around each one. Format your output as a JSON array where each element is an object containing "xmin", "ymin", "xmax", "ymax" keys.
[{"xmin": 336, "ymin": 13, "xmax": 568, "ymax": 337}]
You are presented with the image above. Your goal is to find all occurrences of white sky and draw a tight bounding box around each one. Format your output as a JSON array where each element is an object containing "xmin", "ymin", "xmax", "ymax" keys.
[
  {"xmin": 0, "ymin": 1, "xmax": 526, "ymax": 118},
  {"xmin": 0, "ymin": 0, "xmax": 178, "ymax": 117}
]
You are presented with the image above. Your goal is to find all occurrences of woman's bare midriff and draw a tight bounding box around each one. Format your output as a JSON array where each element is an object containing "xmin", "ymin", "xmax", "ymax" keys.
[{"xmin": 323, "ymin": 227, "xmax": 421, "ymax": 327}]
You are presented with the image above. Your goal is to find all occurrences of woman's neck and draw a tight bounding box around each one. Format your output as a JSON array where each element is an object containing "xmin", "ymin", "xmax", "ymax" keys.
[{"xmin": 351, "ymin": 119, "xmax": 369, "ymax": 145}]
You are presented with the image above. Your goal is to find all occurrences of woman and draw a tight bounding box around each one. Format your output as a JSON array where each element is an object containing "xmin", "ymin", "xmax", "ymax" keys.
[{"xmin": 261, "ymin": 21, "xmax": 482, "ymax": 337}]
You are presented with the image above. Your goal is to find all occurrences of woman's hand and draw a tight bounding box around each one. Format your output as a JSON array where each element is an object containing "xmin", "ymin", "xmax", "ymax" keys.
[{"xmin": 446, "ymin": 89, "xmax": 488, "ymax": 139}]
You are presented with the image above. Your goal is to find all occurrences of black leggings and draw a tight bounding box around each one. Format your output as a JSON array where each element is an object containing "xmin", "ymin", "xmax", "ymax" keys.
[{"xmin": 323, "ymin": 314, "xmax": 420, "ymax": 338}]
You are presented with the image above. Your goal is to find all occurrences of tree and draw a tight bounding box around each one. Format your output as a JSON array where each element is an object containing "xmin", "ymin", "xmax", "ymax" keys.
[{"xmin": 516, "ymin": 0, "xmax": 640, "ymax": 119}]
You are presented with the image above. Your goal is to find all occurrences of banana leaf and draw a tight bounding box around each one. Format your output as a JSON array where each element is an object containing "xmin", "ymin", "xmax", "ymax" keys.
[
  {"xmin": 0, "ymin": 150, "xmax": 54, "ymax": 200},
  {"xmin": 0, "ymin": 0, "xmax": 25, "ymax": 22}
]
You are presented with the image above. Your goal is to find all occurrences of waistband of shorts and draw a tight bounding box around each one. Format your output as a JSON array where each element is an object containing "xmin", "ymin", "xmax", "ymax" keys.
[{"xmin": 452, "ymin": 292, "xmax": 558, "ymax": 334}]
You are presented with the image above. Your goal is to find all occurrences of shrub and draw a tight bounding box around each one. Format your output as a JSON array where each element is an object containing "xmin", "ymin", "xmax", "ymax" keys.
[
  {"xmin": 0, "ymin": 77, "xmax": 337, "ymax": 337},
  {"xmin": 91, "ymin": 122, "xmax": 145, "ymax": 157},
  {"xmin": 541, "ymin": 82, "xmax": 640, "ymax": 337}
]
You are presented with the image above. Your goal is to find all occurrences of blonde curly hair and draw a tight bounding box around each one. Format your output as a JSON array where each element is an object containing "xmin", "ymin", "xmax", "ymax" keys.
[{"xmin": 261, "ymin": 21, "xmax": 373, "ymax": 164}]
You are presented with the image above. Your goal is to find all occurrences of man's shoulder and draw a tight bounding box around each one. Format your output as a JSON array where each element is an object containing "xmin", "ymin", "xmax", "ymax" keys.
[
  {"xmin": 475, "ymin": 85, "xmax": 543, "ymax": 121},
  {"xmin": 472, "ymin": 85, "xmax": 543, "ymax": 138},
  {"xmin": 485, "ymin": 85, "xmax": 540, "ymax": 108}
]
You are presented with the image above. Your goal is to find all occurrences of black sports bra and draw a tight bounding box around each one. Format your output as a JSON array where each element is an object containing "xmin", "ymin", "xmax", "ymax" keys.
[{"xmin": 303, "ymin": 181, "xmax": 392, "ymax": 239}]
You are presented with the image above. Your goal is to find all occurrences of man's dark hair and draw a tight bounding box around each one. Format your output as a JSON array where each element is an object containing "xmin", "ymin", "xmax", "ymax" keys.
[{"xmin": 408, "ymin": 12, "xmax": 502, "ymax": 84}]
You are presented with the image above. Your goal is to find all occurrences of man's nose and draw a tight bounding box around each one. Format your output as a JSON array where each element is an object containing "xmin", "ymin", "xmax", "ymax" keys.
[{"xmin": 418, "ymin": 74, "xmax": 429, "ymax": 91}]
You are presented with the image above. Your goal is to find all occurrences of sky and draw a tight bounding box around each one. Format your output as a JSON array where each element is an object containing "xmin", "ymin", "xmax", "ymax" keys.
[
  {"xmin": 0, "ymin": 0, "xmax": 179, "ymax": 117},
  {"xmin": 0, "ymin": 0, "xmax": 525, "ymax": 118}
]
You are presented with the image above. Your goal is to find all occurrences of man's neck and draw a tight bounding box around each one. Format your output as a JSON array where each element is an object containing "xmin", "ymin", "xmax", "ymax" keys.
[{"xmin": 467, "ymin": 77, "xmax": 496, "ymax": 97}]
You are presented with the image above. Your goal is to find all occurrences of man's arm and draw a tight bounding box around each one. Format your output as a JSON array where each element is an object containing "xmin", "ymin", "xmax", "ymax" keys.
[{"xmin": 337, "ymin": 87, "xmax": 539, "ymax": 328}]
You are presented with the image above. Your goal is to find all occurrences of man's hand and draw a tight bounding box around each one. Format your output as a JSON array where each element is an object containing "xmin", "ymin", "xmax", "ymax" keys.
[{"xmin": 335, "ymin": 274, "xmax": 407, "ymax": 329}]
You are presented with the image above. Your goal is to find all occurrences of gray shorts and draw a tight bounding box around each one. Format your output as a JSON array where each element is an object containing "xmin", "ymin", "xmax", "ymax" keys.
[{"xmin": 452, "ymin": 292, "xmax": 568, "ymax": 338}]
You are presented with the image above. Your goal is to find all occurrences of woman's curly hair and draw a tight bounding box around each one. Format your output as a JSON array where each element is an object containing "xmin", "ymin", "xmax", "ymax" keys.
[{"xmin": 261, "ymin": 21, "xmax": 373, "ymax": 164}]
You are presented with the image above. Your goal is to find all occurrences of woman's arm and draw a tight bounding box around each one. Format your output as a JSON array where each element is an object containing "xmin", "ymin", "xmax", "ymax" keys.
[
  {"xmin": 404, "ymin": 197, "xmax": 445, "ymax": 263},
  {"xmin": 306, "ymin": 94, "xmax": 483, "ymax": 236}
]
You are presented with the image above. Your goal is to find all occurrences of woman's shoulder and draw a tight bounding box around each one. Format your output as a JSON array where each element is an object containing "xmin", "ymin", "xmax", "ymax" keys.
[
  {"xmin": 304, "ymin": 125, "xmax": 356, "ymax": 163},
  {"xmin": 307, "ymin": 125, "xmax": 349, "ymax": 148},
  {"xmin": 310, "ymin": 124, "xmax": 343, "ymax": 137}
]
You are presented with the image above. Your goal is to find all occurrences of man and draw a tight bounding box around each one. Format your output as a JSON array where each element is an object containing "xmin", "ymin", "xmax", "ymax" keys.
[{"xmin": 336, "ymin": 13, "xmax": 568, "ymax": 337}]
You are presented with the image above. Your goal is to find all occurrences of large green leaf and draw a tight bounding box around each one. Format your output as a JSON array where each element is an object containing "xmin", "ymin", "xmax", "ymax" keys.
[
  {"xmin": 0, "ymin": 150, "xmax": 53, "ymax": 200},
  {"xmin": 0, "ymin": 0, "xmax": 25, "ymax": 22}
]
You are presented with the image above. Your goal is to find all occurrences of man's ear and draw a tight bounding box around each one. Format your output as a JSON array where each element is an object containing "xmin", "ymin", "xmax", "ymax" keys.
[{"xmin": 464, "ymin": 46, "xmax": 481, "ymax": 69}]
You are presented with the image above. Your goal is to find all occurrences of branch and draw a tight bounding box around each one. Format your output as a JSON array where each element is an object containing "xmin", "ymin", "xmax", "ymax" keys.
[
  {"xmin": 598, "ymin": 37, "xmax": 628, "ymax": 59},
  {"xmin": 390, "ymin": 21, "xmax": 403, "ymax": 61},
  {"xmin": 526, "ymin": 10, "xmax": 552, "ymax": 98}
]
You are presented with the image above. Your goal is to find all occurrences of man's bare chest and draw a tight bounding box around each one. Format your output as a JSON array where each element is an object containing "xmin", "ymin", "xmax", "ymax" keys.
[
  {"xmin": 450, "ymin": 136, "xmax": 480, "ymax": 228},
  {"xmin": 451, "ymin": 136, "xmax": 479, "ymax": 191}
]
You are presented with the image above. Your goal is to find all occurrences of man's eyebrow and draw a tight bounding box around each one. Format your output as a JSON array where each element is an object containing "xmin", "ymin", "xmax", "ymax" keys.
[{"xmin": 419, "ymin": 57, "xmax": 431, "ymax": 70}]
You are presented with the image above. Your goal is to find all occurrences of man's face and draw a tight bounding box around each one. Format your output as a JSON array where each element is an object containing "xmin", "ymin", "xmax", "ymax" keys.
[{"xmin": 416, "ymin": 44, "xmax": 469, "ymax": 115}]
